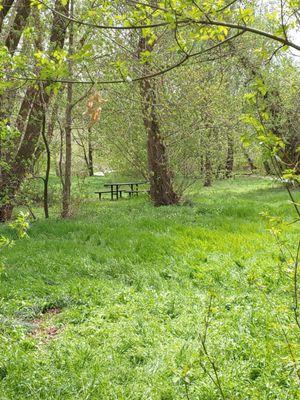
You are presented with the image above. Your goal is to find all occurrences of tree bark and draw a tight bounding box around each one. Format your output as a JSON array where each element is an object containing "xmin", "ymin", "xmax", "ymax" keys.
[
  {"xmin": 41, "ymin": 113, "xmax": 50, "ymax": 218},
  {"xmin": 138, "ymin": 36, "xmax": 178, "ymax": 206},
  {"xmin": 62, "ymin": 90, "xmax": 72, "ymax": 217},
  {"xmin": 0, "ymin": 0, "xmax": 15, "ymax": 32},
  {"xmin": 61, "ymin": 0, "xmax": 73, "ymax": 218},
  {"xmin": 0, "ymin": 204, "xmax": 14, "ymax": 222},
  {"xmin": 0, "ymin": 0, "xmax": 32, "ymax": 122},
  {"xmin": 87, "ymin": 131, "xmax": 94, "ymax": 177},
  {"xmin": 5, "ymin": 0, "xmax": 31, "ymax": 54},
  {"xmin": 0, "ymin": 0, "xmax": 69, "ymax": 221},
  {"xmin": 233, "ymin": 45, "xmax": 299, "ymax": 175},
  {"xmin": 204, "ymin": 149, "xmax": 212, "ymax": 187},
  {"xmin": 225, "ymin": 133, "xmax": 234, "ymax": 178},
  {"xmin": 49, "ymin": 0, "xmax": 69, "ymax": 49},
  {"xmin": 33, "ymin": 92, "xmax": 61, "ymax": 162},
  {"xmin": 200, "ymin": 95, "xmax": 214, "ymax": 187}
]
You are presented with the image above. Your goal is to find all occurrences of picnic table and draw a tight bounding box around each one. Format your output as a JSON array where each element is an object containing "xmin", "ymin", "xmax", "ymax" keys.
[{"xmin": 95, "ymin": 180, "xmax": 149, "ymax": 200}]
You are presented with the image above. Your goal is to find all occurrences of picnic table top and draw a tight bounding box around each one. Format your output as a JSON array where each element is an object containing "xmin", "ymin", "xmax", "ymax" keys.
[{"xmin": 104, "ymin": 181, "xmax": 149, "ymax": 187}]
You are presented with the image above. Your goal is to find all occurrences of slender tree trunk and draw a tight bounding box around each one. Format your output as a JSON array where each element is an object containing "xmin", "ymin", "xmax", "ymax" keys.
[
  {"xmin": 263, "ymin": 160, "xmax": 272, "ymax": 175},
  {"xmin": 58, "ymin": 122, "xmax": 64, "ymax": 182},
  {"xmin": 41, "ymin": 114, "xmax": 50, "ymax": 218},
  {"xmin": 61, "ymin": 99, "xmax": 72, "ymax": 217},
  {"xmin": 204, "ymin": 149, "xmax": 212, "ymax": 187},
  {"xmin": 200, "ymin": 154, "xmax": 204, "ymax": 176},
  {"xmin": 284, "ymin": 133, "xmax": 300, "ymax": 174},
  {"xmin": 225, "ymin": 133, "xmax": 234, "ymax": 178},
  {"xmin": 0, "ymin": 0, "xmax": 69, "ymax": 221},
  {"xmin": 138, "ymin": 37, "xmax": 178, "ymax": 206},
  {"xmin": 201, "ymin": 103, "xmax": 213, "ymax": 187},
  {"xmin": 33, "ymin": 92, "xmax": 61, "ymax": 162},
  {"xmin": 242, "ymin": 147, "xmax": 257, "ymax": 172},
  {"xmin": 233, "ymin": 45, "xmax": 299, "ymax": 175},
  {"xmin": 87, "ymin": 129, "xmax": 94, "ymax": 176},
  {"xmin": 61, "ymin": 0, "xmax": 73, "ymax": 218}
]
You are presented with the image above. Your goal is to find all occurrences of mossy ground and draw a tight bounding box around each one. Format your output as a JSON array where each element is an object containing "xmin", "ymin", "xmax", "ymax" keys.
[{"xmin": 0, "ymin": 177, "xmax": 299, "ymax": 399}]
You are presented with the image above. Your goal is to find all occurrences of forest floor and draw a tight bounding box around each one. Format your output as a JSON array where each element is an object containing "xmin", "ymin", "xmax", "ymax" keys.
[{"xmin": 0, "ymin": 177, "xmax": 299, "ymax": 399}]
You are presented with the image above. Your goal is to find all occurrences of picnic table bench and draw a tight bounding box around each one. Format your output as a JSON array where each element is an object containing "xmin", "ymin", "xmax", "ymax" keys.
[{"xmin": 95, "ymin": 181, "xmax": 149, "ymax": 201}]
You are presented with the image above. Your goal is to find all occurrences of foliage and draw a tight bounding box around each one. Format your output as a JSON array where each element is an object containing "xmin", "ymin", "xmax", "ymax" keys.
[
  {"xmin": 0, "ymin": 121, "xmax": 20, "ymax": 174},
  {"xmin": 8, "ymin": 212, "xmax": 30, "ymax": 239},
  {"xmin": 0, "ymin": 235, "xmax": 13, "ymax": 251},
  {"xmin": 0, "ymin": 211, "xmax": 29, "ymax": 280},
  {"xmin": 0, "ymin": 212, "xmax": 29, "ymax": 251}
]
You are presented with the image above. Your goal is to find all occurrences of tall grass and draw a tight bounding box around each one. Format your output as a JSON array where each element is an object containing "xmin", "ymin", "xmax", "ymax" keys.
[{"xmin": 0, "ymin": 177, "xmax": 299, "ymax": 399}]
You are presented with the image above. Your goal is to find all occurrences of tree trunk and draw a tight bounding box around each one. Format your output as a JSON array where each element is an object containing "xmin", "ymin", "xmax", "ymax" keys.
[
  {"xmin": 242, "ymin": 147, "xmax": 257, "ymax": 172},
  {"xmin": 283, "ymin": 133, "xmax": 300, "ymax": 174},
  {"xmin": 41, "ymin": 114, "xmax": 50, "ymax": 218},
  {"xmin": 204, "ymin": 149, "xmax": 212, "ymax": 187},
  {"xmin": 233, "ymin": 45, "xmax": 299, "ymax": 175},
  {"xmin": 0, "ymin": 204, "xmax": 13, "ymax": 223},
  {"xmin": 87, "ymin": 129, "xmax": 94, "ymax": 176},
  {"xmin": 33, "ymin": 92, "xmax": 61, "ymax": 162},
  {"xmin": 138, "ymin": 37, "xmax": 178, "ymax": 206},
  {"xmin": 0, "ymin": 0, "xmax": 14, "ymax": 32},
  {"xmin": 0, "ymin": 0, "xmax": 69, "ymax": 221},
  {"xmin": 61, "ymin": 0, "xmax": 73, "ymax": 218},
  {"xmin": 263, "ymin": 160, "xmax": 272, "ymax": 175},
  {"xmin": 0, "ymin": 0, "xmax": 32, "ymax": 122},
  {"xmin": 201, "ymin": 108, "xmax": 213, "ymax": 187},
  {"xmin": 5, "ymin": 0, "xmax": 31, "ymax": 54},
  {"xmin": 61, "ymin": 97, "xmax": 72, "ymax": 217},
  {"xmin": 225, "ymin": 133, "xmax": 234, "ymax": 178}
]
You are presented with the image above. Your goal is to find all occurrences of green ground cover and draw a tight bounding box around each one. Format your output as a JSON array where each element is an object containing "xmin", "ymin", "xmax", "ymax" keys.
[{"xmin": 0, "ymin": 177, "xmax": 299, "ymax": 399}]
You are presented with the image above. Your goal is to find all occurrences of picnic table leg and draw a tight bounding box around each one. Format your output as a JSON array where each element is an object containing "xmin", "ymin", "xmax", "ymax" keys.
[
  {"xmin": 116, "ymin": 185, "xmax": 119, "ymax": 200},
  {"xmin": 111, "ymin": 185, "xmax": 114, "ymax": 201},
  {"xmin": 131, "ymin": 184, "xmax": 134, "ymax": 198},
  {"xmin": 136, "ymin": 184, "xmax": 138, "ymax": 196}
]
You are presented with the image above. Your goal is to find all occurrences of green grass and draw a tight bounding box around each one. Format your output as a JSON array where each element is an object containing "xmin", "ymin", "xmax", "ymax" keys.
[{"xmin": 0, "ymin": 177, "xmax": 299, "ymax": 399}]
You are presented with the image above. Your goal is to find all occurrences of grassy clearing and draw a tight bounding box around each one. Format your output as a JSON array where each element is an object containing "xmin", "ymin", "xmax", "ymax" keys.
[{"xmin": 0, "ymin": 177, "xmax": 299, "ymax": 399}]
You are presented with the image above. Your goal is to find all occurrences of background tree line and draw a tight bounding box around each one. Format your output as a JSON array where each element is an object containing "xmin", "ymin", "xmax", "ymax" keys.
[{"xmin": 0, "ymin": 0, "xmax": 299, "ymax": 220}]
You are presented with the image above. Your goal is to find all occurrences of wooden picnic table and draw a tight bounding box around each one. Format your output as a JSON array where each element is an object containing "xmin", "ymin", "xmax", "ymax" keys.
[{"xmin": 95, "ymin": 180, "xmax": 149, "ymax": 201}]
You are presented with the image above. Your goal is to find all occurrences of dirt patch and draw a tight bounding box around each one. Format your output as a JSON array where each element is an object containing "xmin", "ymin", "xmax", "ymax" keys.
[
  {"xmin": 31, "ymin": 307, "xmax": 62, "ymax": 342},
  {"xmin": 42, "ymin": 307, "xmax": 61, "ymax": 316},
  {"xmin": 32, "ymin": 325, "xmax": 60, "ymax": 341}
]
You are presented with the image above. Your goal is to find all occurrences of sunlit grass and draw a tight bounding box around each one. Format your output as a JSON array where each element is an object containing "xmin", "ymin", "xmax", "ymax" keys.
[{"xmin": 0, "ymin": 177, "xmax": 299, "ymax": 399}]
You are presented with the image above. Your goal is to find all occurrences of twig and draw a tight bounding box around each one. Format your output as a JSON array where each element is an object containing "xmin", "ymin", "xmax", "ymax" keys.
[
  {"xmin": 198, "ymin": 295, "xmax": 226, "ymax": 400},
  {"xmin": 293, "ymin": 240, "xmax": 300, "ymax": 330},
  {"xmin": 276, "ymin": 315, "xmax": 300, "ymax": 382},
  {"xmin": 184, "ymin": 380, "xmax": 191, "ymax": 400}
]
